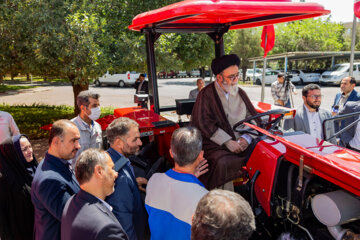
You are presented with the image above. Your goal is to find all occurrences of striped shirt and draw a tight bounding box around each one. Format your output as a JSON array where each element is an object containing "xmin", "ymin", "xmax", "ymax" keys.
[
  {"xmin": 145, "ymin": 169, "xmax": 208, "ymax": 240},
  {"xmin": 271, "ymin": 80, "xmax": 295, "ymax": 106}
]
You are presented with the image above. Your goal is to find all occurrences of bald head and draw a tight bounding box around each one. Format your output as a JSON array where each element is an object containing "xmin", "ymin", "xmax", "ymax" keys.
[
  {"xmin": 340, "ymin": 76, "xmax": 356, "ymax": 95},
  {"xmin": 48, "ymin": 119, "xmax": 80, "ymax": 160},
  {"xmin": 49, "ymin": 119, "xmax": 77, "ymax": 145}
]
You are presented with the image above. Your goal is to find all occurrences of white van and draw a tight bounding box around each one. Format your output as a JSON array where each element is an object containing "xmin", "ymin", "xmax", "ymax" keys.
[
  {"xmin": 95, "ymin": 71, "xmax": 141, "ymax": 87},
  {"xmin": 319, "ymin": 63, "xmax": 360, "ymax": 85}
]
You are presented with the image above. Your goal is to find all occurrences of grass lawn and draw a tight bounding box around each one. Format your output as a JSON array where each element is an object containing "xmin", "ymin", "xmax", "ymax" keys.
[
  {"xmin": 1, "ymin": 104, "xmax": 114, "ymax": 139},
  {"xmin": 0, "ymin": 84, "xmax": 37, "ymax": 93},
  {"xmin": 3, "ymin": 76, "xmax": 94, "ymax": 84}
]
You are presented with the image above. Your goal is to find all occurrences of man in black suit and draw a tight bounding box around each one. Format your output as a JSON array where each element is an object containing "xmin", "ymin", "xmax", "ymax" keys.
[
  {"xmin": 61, "ymin": 149, "xmax": 128, "ymax": 240},
  {"xmin": 134, "ymin": 74, "xmax": 148, "ymax": 94},
  {"xmin": 31, "ymin": 120, "xmax": 81, "ymax": 240}
]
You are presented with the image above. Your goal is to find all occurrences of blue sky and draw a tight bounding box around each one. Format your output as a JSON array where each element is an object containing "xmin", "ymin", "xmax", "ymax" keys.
[{"xmin": 294, "ymin": 0, "xmax": 356, "ymax": 23}]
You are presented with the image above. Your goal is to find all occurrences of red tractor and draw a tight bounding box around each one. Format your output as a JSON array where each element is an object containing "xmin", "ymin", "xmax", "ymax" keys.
[{"xmin": 98, "ymin": 1, "xmax": 360, "ymax": 239}]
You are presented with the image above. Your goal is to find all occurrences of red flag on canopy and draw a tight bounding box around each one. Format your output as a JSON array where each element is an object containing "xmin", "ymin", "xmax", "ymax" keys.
[
  {"xmin": 355, "ymin": 0, "xmax": 360, "ymax": 18},
  {"xmin": 261, "ymin": 25, "xmax": 275, "ymax": 58}
]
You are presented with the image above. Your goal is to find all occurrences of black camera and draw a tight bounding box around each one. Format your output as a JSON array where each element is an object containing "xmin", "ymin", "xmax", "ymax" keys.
[{"xmin": 284, "ymin": 72, "xmax": 292, "ymax": 82}]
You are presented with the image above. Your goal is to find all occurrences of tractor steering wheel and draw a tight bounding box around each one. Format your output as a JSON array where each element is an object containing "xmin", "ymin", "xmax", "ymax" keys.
[{"xmin": 233, "ymin": 109, "xmax": 290, "ymax": 136}]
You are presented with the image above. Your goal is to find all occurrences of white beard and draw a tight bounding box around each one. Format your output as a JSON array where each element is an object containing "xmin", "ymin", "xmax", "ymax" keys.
[
  {"xmin": 229, "ymin": 84, "xmax": 238, "ymax": 96},
  {"xmin": 221, "ymin": 80, "xmax": 238, "ymax": 96}
]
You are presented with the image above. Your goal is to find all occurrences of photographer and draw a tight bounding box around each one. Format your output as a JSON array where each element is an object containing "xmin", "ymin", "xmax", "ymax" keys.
[{"xmin": 271, "ymin": 72, "xmax": 297, "ymax": 108}]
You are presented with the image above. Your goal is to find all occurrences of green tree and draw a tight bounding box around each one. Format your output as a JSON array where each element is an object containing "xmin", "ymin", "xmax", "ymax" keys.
[
  {"xmin": 0, "ymin": 1, "xmax": 35, "ymax": 82},
  {"xmin": 29, "ymin": 0, "xmax": 107, "ymax": 114},
  {"xmin": 230, "ymin": 28, "xmax": 263, "ymax": 82}
]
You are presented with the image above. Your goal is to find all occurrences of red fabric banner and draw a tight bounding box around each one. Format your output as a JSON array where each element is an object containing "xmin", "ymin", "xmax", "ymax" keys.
[
  {"xmin": 355, "ymin": 0, "xmax": 360, "ymax": 18},
  {"xmin": 261, "ymin": 25, "xmax": 275, "ymax": 58}
]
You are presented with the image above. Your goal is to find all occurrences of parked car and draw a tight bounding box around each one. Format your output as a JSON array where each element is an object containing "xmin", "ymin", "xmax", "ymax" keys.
[
  {"xmin": 205, "ymin": 70, "xmax": 211, "ymax": 77},
  {"xmin": 245, "ymin": 69, "xmax": 263, "ymax": 82},
  {"xmin": 158, "ymin": 70, "xmax": 176, "ymax": 78},
  {"xmin": 253, "ymin": 70, "xmax": 278, "ymax": 85},
  {"xmin": 95, "ymin": 71, "xmax": 140, "ymax": 87},
  {"xmin": 188, "ymin": 69, "xmax": 200, "ymax": 77},
  {"xmin": 254, "ymin": 70, "xmax": 300, "ymax": 85},
  {"xmin": 290, "ymin": 69, "xmax": 320, "ymax": 84},
  {"xmin": 320, "ymin": 63, "xmax": 360, "ymax": 85},
  {"xmin": 176, "ymin": 70, "xmax": 188, "ymax": 78}
]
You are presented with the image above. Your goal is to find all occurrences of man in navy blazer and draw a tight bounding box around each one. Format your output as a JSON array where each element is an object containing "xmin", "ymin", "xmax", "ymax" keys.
[
  {"xmin": 338, "ymin": 101, "xmax": 360, "ymax": 150},
  {"xmin": 61, "ymin": 149, "xmax": 128, "ymax": 240},
  {"xmin": 31, "ymin": 120, "xmax": 81, "ymax": 240},
  {"xmin": 332, "ymin": 76, "xmax": 360, "ymax": 115},
  {"xmin": 105, "ymin": 117, "xmax": 147, "ymax": 240}
]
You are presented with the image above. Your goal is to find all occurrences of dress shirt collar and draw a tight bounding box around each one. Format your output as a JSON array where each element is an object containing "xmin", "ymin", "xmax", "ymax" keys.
[
  {"xmin": 79, "ymin": 115, "xmax": 94, "ymax": 129},
  {"xmin": 342, "ymin": 90, "xmax": 353, "ymax": 98},
  {"xmin": 96, "ymin": 195, "xmax": 113, "ymax": 211}
]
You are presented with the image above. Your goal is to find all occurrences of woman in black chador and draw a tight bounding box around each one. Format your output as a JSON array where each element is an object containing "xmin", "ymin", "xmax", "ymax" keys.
[{"xmin": 0, "ymin": 135, "xmax": 38, "ymax": 240}]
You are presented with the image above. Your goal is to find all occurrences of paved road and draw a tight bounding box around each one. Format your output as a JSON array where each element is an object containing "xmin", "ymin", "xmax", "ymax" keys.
[{"xmin": 0, "ymin": 78, "xmax": 351, "ymax": 111}]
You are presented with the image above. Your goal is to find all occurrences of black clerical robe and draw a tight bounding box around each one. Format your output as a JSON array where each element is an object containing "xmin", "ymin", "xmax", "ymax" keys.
[{"xmin": 191, "ymin": 82, "xmax": 258, "ymax": 189}]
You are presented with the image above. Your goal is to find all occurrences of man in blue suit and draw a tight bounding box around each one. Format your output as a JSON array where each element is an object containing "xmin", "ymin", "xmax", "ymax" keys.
[
  {"xmin": 61, "ymin": 149, "xmax": 128, "ymax": 240},
  {"xmin": 31, "ymin": 120, "xmax": 81, "ymax": 240},
  {"xmin": 105, "ymin": 117, "xmax": 147, "ymax": 240},
  {"xmin": 332, "ymin": 76, "xmax": 360, "ymax": 115}
]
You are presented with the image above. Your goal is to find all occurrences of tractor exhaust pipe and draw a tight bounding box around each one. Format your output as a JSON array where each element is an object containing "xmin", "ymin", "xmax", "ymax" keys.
[{"xmin": 312, "ymin": 190, "xmax": 360, "ymax": 240}]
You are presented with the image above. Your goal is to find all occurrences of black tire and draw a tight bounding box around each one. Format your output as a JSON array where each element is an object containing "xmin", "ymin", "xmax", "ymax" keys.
[
  {"xmin": 94, "ymin": 80, "xmax": 101, "ymax": 87},
  {"xmin": 256, "ymin": 78, "xmax": 261, "ymax": 85},
  {"xmin": 118, "ymin": 80, "xmax": 125, "ymax": 88}
]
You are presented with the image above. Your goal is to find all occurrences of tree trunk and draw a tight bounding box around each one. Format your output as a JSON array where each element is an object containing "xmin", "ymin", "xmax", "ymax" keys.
[
  {"xmin": 26, "ymin": 73, "xmax": 30, "ymax": 81},
  {"xmin": 242, "ymin": 67, "xmax": 247, "ymax": 83},
  {"xmin": 71, "ymin": 78, "xmax": 89, "ymax": 116},
  {"xmin": 200, "ymin": 66, "xmax": 205, "ymax": 79},
  {"xmin": 11, "ymin": 72, "xmax": 16, "ymax": 81},
  {"xmin": 0, "ymin": 74, "xmax": 3, "ymax": 84}
]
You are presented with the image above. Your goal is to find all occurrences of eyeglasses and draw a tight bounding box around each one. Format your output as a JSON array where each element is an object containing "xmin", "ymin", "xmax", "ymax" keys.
[
  {"xmin": 222, "ymin": 72, "xmax": 239, "ymax": 81},
  {"xmin": 307, "ymin": 95, "xmax": 323, "ymax": 100}
]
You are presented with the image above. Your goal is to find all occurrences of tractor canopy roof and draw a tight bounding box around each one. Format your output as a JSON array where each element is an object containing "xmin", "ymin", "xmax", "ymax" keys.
[{"xmin": 129, "ymin": 0, "xmax": 330, "ymax": 33}]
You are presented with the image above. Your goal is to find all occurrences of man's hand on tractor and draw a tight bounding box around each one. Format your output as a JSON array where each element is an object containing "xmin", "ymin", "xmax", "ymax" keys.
[
  {"xmin": 225, "ymin": 140, "xmax": 243, "ymax": 154},
  {"xmin": 194, "ymin": 159, "xmax": 209, "ymax": 178},
  {"xmin": 238, "ymin": 137, "xmax": 249, "ymax": 151}
]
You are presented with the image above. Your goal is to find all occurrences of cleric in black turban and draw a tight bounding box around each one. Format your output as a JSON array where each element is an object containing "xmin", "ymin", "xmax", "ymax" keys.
[
  {"xmin": 211, "ymin": 54, "xmax": 241, "ymax": 75},
  {"xmin": 191, "ymin": 53, "xmax": 260, "ymax": 190}
]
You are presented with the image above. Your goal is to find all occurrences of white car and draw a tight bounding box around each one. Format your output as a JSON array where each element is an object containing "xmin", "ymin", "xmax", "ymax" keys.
[
  {"xmin": 245, "ymin": 69, "xmax": 263, "ymax": 83},
  {"xmin": 320, "ymin": 63, "xmax": 360, "ymax": 85},
  {"xmin": 254, "ymin": 70, "xmax": 300, "ymax": 85},
  {"xmin": 189, "ymin": 69, "xmax": 200, "ymax": 77},
  {"xmin": 95, "ymin": 71, "xmax": 141, "ymax": 87},
  {"xmin": 290, "ymin": 70, "xmax": 320, "ymax": 84}
]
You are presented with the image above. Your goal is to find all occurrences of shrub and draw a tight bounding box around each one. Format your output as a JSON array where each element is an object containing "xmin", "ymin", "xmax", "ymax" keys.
[{"xmin": 0, "ymin": 104, "xmax": 114, "ymax": 139}]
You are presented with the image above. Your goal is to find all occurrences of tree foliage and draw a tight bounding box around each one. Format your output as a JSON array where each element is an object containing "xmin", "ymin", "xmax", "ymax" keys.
[{"xmin": 0, "ymin": 1, "xmax": 356, "ymax": 111}]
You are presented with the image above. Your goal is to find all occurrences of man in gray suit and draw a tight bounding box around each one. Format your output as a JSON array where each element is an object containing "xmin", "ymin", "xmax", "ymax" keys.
[
  {"xmin": 284, "ymin": 84, "xmax": 336, "ymax": 144},
  {"xmin": 61, "ymin": 149, "xmax": 128, "ymax": 240},
  {"xmin": 338, "ymin": 101, "xmax": 360, "ymax": 151}
]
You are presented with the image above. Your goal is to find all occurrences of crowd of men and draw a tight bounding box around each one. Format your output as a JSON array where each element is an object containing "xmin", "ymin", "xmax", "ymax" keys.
[{"xmin": 0, "ymin": 53, "xmax": 359, "ymax": 240}]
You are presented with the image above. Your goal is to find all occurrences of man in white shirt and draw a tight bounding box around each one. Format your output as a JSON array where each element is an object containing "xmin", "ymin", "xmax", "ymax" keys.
[
  {"xmin": 0, "ymin": 111, "xmax": 20, "ymax": 144},
  {"xmin": 71, "ymin": 90, "xmax": 103, "ymax": 166},
  {"xmin": 284, "ymin": 84, "xmax": 336, "ymax": 144}
]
